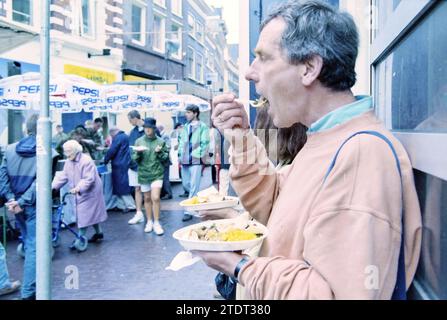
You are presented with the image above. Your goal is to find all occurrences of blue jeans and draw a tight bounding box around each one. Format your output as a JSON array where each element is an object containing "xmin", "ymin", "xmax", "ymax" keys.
[
  {"xmin": 15, "ymin": 206, "xmax": 36, "ymax": 299},
  {"xmin": 0, "ymin": 242, "xmax": 12, "ymax": 290},
  {"xmin": 181, "ymin": 165, "xmax": 203, "ymax": 215}
]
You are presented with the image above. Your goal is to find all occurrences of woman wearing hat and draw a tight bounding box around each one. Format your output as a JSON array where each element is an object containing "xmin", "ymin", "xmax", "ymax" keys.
[{"xmin": 132, "ymin": 118, "xmax": 169, "ymax": 236}]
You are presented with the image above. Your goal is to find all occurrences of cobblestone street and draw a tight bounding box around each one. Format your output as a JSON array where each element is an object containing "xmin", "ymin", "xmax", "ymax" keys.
[{"xmin": 1, "ymin": 183, "xmax": 220, "ymax": 300}]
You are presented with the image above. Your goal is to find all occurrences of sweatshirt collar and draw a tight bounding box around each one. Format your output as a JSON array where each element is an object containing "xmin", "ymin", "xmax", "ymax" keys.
[{"xmin": 308, "ymin": 96, "xmax": 373, "ymax": 133}]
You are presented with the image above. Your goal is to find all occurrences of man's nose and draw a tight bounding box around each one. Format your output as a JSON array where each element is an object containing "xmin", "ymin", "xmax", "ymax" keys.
[{"xmin": 245, "ymin": 65, "xmax": 258, "ymax": 82}]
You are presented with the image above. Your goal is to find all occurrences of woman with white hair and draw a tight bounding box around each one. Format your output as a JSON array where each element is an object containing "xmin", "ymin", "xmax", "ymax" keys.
[{"xmin": 52, "ymin": 140, "xmax": 108, "ymax": 250}]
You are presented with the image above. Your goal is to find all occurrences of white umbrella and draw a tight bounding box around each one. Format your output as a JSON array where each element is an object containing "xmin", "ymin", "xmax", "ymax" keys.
[
  {"xmin": 99, "ymin": 85, "xmax": 157, "ymax": 113},
  {"xmin": 0, "ymin": 72, "xmax": 101, "ymax": 113},
  {"xmin": 179, "ymin": 94, "xmax": 211, "ymax": 111},
  {"xmin": 150, "ymin": 91, "xmax": 184, "ymax": 112}
]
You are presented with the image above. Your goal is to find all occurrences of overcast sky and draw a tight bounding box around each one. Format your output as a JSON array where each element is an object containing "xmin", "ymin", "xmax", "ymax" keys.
[{"xmin": 205, "ymin": 0, "xmax": 240, "ymax": 44}]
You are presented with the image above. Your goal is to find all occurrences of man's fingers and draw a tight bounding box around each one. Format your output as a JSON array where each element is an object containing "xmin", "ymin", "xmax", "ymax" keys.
[
  {"xmin": 215, "ymin": 117, "xmax": 245, "ymax": 130},
  {"xmin": 216, "ymin": 108, "xmax": 246, "ymax": 123},
  {"xmin": 212, "ymin": 102, "xmax": 243, "ymax": 120},
  {"xmin": 212, "ymin": 93, "xmax": 237, "ymax": 107}
]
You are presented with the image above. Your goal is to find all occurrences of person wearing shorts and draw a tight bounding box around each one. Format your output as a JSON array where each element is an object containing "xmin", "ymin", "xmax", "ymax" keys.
[{"xmin": 132, "ymin": 118, "xmax": 169, "ymax": 236}]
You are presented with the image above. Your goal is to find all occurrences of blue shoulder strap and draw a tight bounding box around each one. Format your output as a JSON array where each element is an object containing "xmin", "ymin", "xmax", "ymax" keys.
[{"xmin": 323, "ymin": 130, "xmax": 406, "ymax": 300}]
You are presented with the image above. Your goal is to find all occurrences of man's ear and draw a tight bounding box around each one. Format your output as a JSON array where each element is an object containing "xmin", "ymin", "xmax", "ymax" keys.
[{"xmin": 301, "ymin": 55, "xmax": 323, "ymax": 87}]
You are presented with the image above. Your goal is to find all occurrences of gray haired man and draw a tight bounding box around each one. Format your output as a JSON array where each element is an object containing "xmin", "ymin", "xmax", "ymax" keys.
[{"xmin": 198, "ymin": 0, "xmax": 422, "ymax": 300}]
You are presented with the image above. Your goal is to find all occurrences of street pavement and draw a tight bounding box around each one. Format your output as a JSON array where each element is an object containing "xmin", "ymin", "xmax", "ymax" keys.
[{"xmin": 1, "ymin": 182, "xmax": 222, "ymax": 300}]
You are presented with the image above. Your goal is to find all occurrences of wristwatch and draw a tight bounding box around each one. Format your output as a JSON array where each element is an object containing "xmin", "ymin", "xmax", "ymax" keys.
[{"xmin": 233, "ymin": 256, "xmax": 250, "ymax": 282}]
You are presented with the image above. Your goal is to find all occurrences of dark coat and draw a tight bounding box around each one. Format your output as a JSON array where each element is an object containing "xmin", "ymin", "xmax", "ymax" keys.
[{"xmin": 104, "ymin": 131, "xmax": 132, "ymax": 196}]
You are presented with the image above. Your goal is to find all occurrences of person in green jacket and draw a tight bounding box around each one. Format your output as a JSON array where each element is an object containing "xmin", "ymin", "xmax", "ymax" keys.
[
  {"xmin": 132, "ymin": 118, "xmax": 169, "ymax": 236},
  {"xmin": 178, "ymin": 105, "xmax": 210, "ymax": 221}
]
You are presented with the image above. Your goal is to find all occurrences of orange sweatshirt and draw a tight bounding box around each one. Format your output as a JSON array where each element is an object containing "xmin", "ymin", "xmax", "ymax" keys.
[{"xmin": 229, "ymin": 111, "xmax": 422, "ymax": 299}]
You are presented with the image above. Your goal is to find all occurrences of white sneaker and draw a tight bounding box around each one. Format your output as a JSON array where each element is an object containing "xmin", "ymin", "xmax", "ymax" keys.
[
  {"xmin": 128, "ymin": 211, "xmax": 144, "ymax": 225},
  {"xmin": 153, "ymin": 221, "xmax": 164, "ymax": 236},
  {"xmin": 144, "ymin": 220, "xmax": 153, "ymax": 233}
]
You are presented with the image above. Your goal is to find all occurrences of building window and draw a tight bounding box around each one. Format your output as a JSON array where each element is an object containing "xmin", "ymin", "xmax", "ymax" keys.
[
  {"xmin": 154, "ymin": 0, "xmax": 166, "ymax": 8},
  {"xmin": 196, "ymin": 53, "xmax": 204, "ymax": 83},
  {"xmin": 171, "ymin": 0, "xmax": 182, "ymax": 17},
  {"xmin": 187, "ymin": 47, "xmax": 195, "ymax": 79},
  {"xmin": 188, "ymin": 14, "xmax": 195, "ymax": 37},
  {"xmin": 207, "ymin": 52, "xmax": 214, "ymax": 70},
  {"xmin": 169, "ymin": 24, "xmax": 182, "ymax": 59},
  {"xmin": 71, "ymin": 0, "xmax": 95, "ymax": 37},
  {"xmin": 12, "ymin": 0, "xmax": 32, "ymax": 25},
  {"xmin": 374, "ymin": 0, "xmax": 403, "ymax": 38},
  {"xmin": 153, "ymin": 15, "xmax": 165, "ymax": 53},
  {"xmin": 375, "ymin": 2, "xmax": 447, "ymax": 132},
  {"xmin": 80, "ymin": 0, "xmax": 94, "ymax": 37},
  {"xmin": 196, "ymin": 21, "xmax": 204, "ymax": 43},
  {"xmin": 131, "ymin": 2, "xmax": 146, "ymax": 45}
]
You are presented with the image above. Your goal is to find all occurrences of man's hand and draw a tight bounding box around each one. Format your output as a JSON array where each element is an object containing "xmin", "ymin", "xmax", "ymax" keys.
[
  {"xmin": 70, "ymin": 187, "xmax": 80, "ymax": 194},
  {"xmin": 198, "ymin": 208, "xmax": 239, "ymax": 221},
  {"xmin": 212, "ymin": 93, "xmax": 250, "ymax": 132},
  {"xmin": 6, "ymin": 200, "xmax": 23, "ymax": 214},
  {"xmin": 192, "ymin": 251, "xmax": 248, "ymax": 277},
  {"xmin": 155, "ymin": 145, "xmax": 162, "ymax": 153}
]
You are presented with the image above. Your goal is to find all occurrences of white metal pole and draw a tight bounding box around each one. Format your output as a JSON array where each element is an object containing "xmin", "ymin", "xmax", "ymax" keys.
[{"xmin": 36, "ymin": 0, "xmax": 52, "ymax": 300}]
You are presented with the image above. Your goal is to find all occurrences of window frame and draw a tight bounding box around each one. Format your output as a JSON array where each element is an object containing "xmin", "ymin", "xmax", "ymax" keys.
[
  {"xmin": 11, "ymin": 0, "xmax": 32, "ymax": 25},
  {"xmin": 152, "ymin": 13, "xmax": 166, "ymax": 54},
  {"xmin": 196, "ymin": 20, "xmax": 204, "ymax": 44},
  {"xmin": 188, "ymin": 14, "xmax": 195, "ymax": 38},
  {"xmin": 130, "ymin": 1, "xmax": 147, "ymax": 46},
  {"xmin": 70, "ymin": 0, "xmax": 96, "ymax": 39},
  {"xmin": 196, "ymin": 52, "xmax": 204, "ymax": 83},
  {"xmin": 171, "ymin": 0, "xmax": 182, "ymax": 18},
  {"xmin": 187, "ymin": 46, "xmax": 195, "ymax": 80},
  {"xmin": 153, "ymin": 0, "xmax": 167, "ymax": 9},
  {"xmin": 169, "ymin": 22, "xmax": 182, "ymax": 60},
  {"xmin": 79, "ymin": 0, "xmax": 95, "ymax": 39}
]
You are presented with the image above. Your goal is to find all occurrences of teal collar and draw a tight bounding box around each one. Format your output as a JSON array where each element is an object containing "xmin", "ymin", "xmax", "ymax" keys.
[{"xmin": 308, "ymin": 96, "xmax": 373, "ymax": 133}]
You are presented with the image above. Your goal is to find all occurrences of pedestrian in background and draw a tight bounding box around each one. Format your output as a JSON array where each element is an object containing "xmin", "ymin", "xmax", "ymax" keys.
[
  {"xmin": 178, "ymin": 105, "xmax": 210, "ymax": 221},
  {"xmin": 127, "ymin": 110, "xmax": 145, "ymax": 225},
  {"xmin": 158, "ymin": 125, "xmax": 173, "ymax": 200},
  {"xmin": 85, "ymin": 118, "xmax": 105, "ymax": 160},
  {"xmin": 172, "ymin": 123, "xmax": 189, "ymax": 198},
  {"xmin": 52, "ymin": 124, "xmax": 68, "ymax": 148},
  {"xmin": 104, "ymin": 126, "xmax": 136, "ymax": 213},
  {"xmin": 0, "ymin": 114, "xmax": 39, "ymax": 300},
  {"xmin": 52, "ymin": 140, "xmax": 108, "ymax": 249},
  {"xmin": 132, "ymin": 118, "xmax": 169, "ymax": 236}
]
